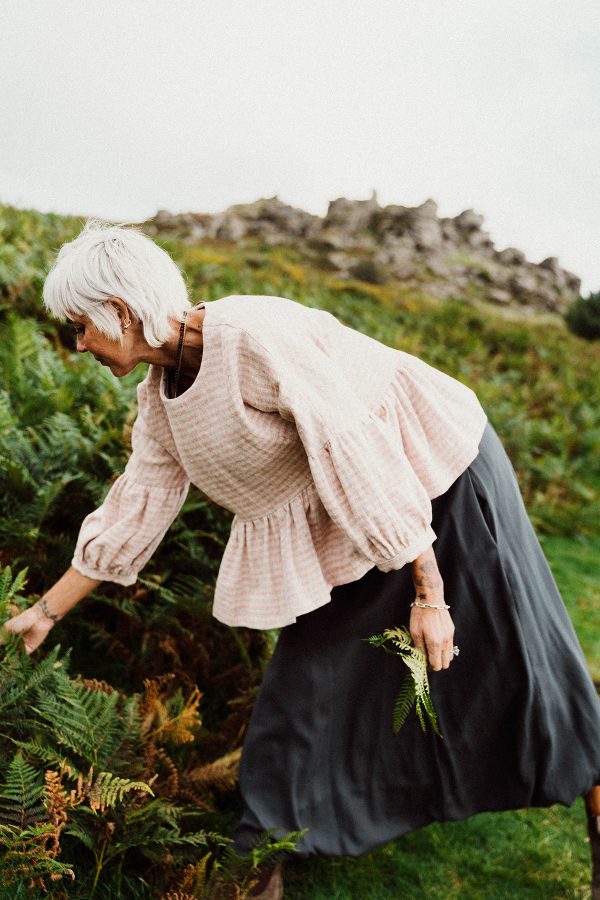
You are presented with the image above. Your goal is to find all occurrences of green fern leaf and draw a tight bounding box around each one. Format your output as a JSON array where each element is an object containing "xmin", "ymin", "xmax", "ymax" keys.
[
  {"xmin": 88, "ymin": 771, "xmax": 154, "ymax": 812},
  {"xmin": 31, "ymin": 675, "xmax": 126, "ymax": 767},
  {"xmin": 392, "ymin": 677, "xmax": 416, "ymax": 734},
  {"xmin": 0, "ymin": 751, "xmax": 46, "ymax": 827},
  {"xmin": 365, "ymin": 625, "xmax": 442, "ymax": 736}
]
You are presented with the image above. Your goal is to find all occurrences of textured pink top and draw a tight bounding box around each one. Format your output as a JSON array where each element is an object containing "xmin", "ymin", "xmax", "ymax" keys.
[{"xmin": 72, "ymin": 294, "xmax": 488, "ymax": 629}]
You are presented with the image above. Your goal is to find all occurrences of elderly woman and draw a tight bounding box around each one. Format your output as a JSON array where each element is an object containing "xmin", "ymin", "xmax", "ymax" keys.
[{"xmin": 4, "ymin": 220, "xmax": 600, "ymax": 898}]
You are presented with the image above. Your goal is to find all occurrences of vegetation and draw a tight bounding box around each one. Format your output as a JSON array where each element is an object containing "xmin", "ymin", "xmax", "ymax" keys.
[
  {"xmin": 365, "ymin": 627, "xmax": 440, "ymax": 735},
  {"xmin": 0, "ymin": 201, "xmax": 599, "ymax": 897},
  {"xmin": 565, "ymin": 289, "xmax": 600, "ymax": 341}
]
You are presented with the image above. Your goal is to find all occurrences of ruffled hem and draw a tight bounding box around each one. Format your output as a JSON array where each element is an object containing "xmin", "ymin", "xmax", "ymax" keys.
[
  {"xmin": 212, "ymin": 479, "xmax": 438, "ymax": 629},
  {"xmin": 212, "ymin": 360, "xmax": 487, "ymax": 629},
  {"xmin": 213, "ymin": 481, "xmax": 390, "ymax": 629}
]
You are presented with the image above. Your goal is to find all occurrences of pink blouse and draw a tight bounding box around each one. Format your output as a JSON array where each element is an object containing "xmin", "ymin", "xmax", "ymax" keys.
[{"xmin": 72, "ymin": 294, "xmax": 488, "ymax": 629}]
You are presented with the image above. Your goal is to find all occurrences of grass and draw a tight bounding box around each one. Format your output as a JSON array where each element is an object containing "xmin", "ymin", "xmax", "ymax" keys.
[
  {"xmin": 284, "ymin": 802, "xmax": 591, "ymax": 899},
  {"xmin": 542, "ymin": 535, "xmax": 600, "ymax": 683}
]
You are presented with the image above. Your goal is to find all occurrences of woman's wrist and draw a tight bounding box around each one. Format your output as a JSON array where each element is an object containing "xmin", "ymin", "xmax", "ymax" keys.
[
  {"xmin": 31, "ymin": 566, "xmax": 102, "ymax": 626},
  {"xmin": 410, "ymin": 545, "xmax": 444, "ymax": 599},
  {"xmin": 33, "ymin": 597, "xmax": 62, "ymax": 625}
]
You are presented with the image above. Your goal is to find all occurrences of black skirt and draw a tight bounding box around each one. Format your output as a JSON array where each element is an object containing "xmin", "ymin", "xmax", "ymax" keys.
[{"xmin": 233, "ymin": 421, "xmax": 600, "ymax": 857}]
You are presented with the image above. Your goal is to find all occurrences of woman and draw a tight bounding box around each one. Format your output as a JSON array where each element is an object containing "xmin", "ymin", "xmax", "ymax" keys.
[{"xmin": 4, "ymin": 219, "xmax": 600, "ymax": 899}]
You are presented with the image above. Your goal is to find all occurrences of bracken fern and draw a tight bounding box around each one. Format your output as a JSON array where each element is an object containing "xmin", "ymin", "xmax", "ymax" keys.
[{"xmin": 365, "ymin": 626, "xmax": 441, "ymax": 736}]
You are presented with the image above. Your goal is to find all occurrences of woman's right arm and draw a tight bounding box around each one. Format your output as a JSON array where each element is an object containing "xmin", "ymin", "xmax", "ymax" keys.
[
  {"xmin": 1, "ymin": 398, "xmax": 189, "ymax": 654},
  {"xmin": 0, "ymin": 566, "xmax": 102, "ymax": 655}
]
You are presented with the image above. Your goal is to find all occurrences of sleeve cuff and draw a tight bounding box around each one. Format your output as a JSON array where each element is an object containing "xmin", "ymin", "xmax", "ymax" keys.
[
  {"xmin": 71, "ymin": 557, "xmax": 138, "ymax": 587},
  {"xmin": 375, "ymin": 525, "xmax": 437, "ymax": 573}
]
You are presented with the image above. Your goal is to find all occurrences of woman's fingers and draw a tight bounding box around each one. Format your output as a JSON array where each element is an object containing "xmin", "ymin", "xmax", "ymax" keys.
[
  {"xmin": 410, "ymin": 606, "xmax": 455, "ymax": 671},
  {"xmin": 425, "ymin": 636, "xmax": 444, "ymax": 671},
  {"xmin": 440, "ymin": 645, "xmax": 455, "ymax": 670},
  {"xmin": 1, "ymin": 608, "xmax": 52, "ymax": 655}
]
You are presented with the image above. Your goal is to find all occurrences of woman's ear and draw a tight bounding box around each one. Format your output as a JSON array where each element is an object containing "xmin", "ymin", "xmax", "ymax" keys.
[{"xmin": 108, "ymin": 296, "xmax": 132, "ymax": 328}]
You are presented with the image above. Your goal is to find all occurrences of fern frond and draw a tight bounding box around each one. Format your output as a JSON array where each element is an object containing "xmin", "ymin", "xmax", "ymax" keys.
[
  {"xmin": 87, "ymin": 770, "xmax": 154, "ymax": 813},
  {"xmin": 5, "ymin": 737, "xmax": 75, "ymax": 776},
  {"xmin": 0, "ymin": 643, "xmax": 66, "ymax": 718},
  {"xmin": 0, "ymin": 565, "xmax": 28, "ymax": 619},
  {"xmin": 365, "ymin": 625, "xmax": 442, "ymax": 736},
  {"xmin": 139, "ymin": 679, "xmax": 203, "ymax": 745},
  {"xmin": 189, "ymin": 747, "xmax": 242, "ymax": 793},
  {"xmin": 414, "ymin": 697, "xmax": 427, "ymax": 733},
  {"xmin": 31, "ymin": 676, "xmax": 126, "ymax": 767},
  {"xmin": 42, "ymin": 769, "xmax": 69, "ymax": 857},
  {"xmin": 0, "ymin": 821, "xmax": 75, "ymax": 887},
  {"xmin": 0, "ymin": 751, "xmax": 46, "ymax": 827},
  {"xmin": 420, "ymin": 690, "xmax": 441, "ymax": 737},
  {"xmin": 392, "ymin": 678, "xmax": 416, "ymax": 734},
  {"xmin": 172, "ymin": 853, "xmax": 211, "ymax": 896}
]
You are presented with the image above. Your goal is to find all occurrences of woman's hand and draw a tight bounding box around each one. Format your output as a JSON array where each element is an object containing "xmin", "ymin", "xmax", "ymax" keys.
[
  {"xmin": 0, "ymin": 566, "xmax": 102, "ymax": 656},
  {"xmin": 409, "ymin": 545, "xmax": 456, "ymax": 671},
  {"xmin": 1, "ymin": 604, "xmax": 55, "ymax": 655}
]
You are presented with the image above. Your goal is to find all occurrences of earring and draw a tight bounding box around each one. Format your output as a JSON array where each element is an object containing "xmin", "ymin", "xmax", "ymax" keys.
[{"xmin": 122, "ymin": 320, "xmax": 131, "ymax": 332}]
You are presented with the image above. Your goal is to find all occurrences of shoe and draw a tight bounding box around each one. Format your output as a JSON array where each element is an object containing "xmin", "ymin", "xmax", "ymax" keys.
[{"xmin": 247, "ymin": 862, "xmax": 284, "ymax": 899}]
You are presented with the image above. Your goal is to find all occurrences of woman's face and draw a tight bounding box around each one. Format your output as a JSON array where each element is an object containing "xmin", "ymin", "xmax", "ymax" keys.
[{"xmin": 69, "ymin": 313, "xmax": 137, "ymax": 377}]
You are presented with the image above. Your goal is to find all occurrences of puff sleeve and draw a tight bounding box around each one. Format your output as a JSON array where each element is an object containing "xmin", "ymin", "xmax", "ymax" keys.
[
  {"xmin": 235, "ymin": 320, "xmax": 440, "ymax": 572},
  {"xmin": 284, "ymin": 401, "xmax": 437, "ymax": 572},
  {"xmin": 71, "ymin": 411, "xmax": 190, "ymax": 585}
]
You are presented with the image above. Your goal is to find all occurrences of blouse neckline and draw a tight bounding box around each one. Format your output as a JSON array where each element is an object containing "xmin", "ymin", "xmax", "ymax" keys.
[{"xmin": 159, "ymin": 301, "xmax": 212, "ymax": 406}]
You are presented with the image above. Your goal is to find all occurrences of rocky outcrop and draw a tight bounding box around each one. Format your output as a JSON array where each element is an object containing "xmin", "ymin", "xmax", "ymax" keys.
[{"xmin": 146, "ymin": 193, "xmax": 581, "ymax": 313}]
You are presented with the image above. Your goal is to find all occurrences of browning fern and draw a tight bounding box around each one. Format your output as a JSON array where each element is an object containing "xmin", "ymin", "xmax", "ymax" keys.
[
  {"xmin": 167, "ymin": 852, "xmax": 211, "ymax": 898},
  {"xmin": 189, "ymin": 748, "xmax": 242, "ymax": 794},
  {"xmin": 42, "ymin": 768, "xmax": 69, "ymax": 857},
  {"xmin": 139, "ymin": 678, "xmax": 203, "ymax": 745},
  {"xmin": 0, "ymin": 822, "xmax": 75, "ymax": 889}
]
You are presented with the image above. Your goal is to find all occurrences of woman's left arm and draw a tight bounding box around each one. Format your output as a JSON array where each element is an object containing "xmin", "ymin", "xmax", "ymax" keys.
[{"xmin": 410, "ymin": 545, "xmax": 456, "ymax": 671}]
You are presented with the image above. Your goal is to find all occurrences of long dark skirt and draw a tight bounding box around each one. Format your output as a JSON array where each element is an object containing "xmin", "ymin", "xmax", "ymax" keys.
[{"xmin": 233, "ymin": 421, "xmax": 600, "ymax": 857}]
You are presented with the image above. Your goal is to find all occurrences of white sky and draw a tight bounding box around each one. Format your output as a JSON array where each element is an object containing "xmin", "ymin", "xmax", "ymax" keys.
[{"xmin": 1, "ymin": 1, "xmax": 599, "ymax": 293}]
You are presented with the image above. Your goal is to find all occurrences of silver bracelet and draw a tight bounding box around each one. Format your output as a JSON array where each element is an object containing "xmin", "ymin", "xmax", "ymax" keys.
[
  {"xmin": 37, "ymin": 597, "xmax": 61, "ymax": 624},
  {"xmin": 410, "ymin": 601, "xmax": 451, "ymax": 610}
]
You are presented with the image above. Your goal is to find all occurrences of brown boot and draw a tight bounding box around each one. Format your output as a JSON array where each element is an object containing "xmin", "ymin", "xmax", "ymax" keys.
[
  {"xmin": 247, "ymin": 862, "xmax": 284, "ymax": 899},
  {"xmin": 585, "ymin": 786, "xmax": 600, "ymax": 900}
]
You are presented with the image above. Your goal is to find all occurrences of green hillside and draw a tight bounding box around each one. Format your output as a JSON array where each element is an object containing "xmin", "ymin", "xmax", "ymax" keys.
[{"xmin": 0, "ymin": 202, "xmax": 598, "ymax": 898}]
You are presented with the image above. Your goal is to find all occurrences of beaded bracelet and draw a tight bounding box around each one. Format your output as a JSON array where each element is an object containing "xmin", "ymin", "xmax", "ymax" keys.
[{"xmin": 410, "ymin": 601, "xmax": 451, "ymax": 610}]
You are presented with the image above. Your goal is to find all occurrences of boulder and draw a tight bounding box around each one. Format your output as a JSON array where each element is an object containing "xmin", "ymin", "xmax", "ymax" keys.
[
  {"xmin": 323, "ymin": 190, "xmax": 380, "ymax": 234},
  {"xmin": 454, "ymin": 208, "xmax": 486, "ymax": 232},
  {"xmin": 145, "ymin": 195, "xmax": 582, "ymax": 314},
  {"xmin": 487, "ymin": 287, "xmax": 513, "ymax": 305},
  {"xmin": 497, "ymin": 247, "xmax": 526, "ymax": 266}
]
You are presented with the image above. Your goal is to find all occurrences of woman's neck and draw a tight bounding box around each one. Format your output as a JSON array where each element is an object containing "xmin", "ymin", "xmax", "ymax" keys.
[{"xmin": 142, "ymin": 306, "xmax": 206, "ymax": 379}]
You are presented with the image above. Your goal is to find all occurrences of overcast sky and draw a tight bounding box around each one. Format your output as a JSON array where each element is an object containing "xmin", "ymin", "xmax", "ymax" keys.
[{"xmin": 1, "ymin": 1, "xmax": 599, "ymax": 293}]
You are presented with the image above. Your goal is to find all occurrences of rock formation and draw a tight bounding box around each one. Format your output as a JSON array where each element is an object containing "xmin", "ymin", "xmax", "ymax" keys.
[{"xmin": 145, "ymin": 192, "xmax": 581, "ymax": 313}]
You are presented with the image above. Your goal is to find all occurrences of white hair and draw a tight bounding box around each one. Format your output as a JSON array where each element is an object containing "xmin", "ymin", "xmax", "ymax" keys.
[{"xmin": 43, "ymin": 218, "xmax": 191, "ymax": 347}]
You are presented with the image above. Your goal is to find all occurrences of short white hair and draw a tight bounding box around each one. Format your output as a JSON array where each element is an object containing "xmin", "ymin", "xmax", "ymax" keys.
[{"xmin": 43, "ymin": 218, "xmax": 191, "ymax": 347}]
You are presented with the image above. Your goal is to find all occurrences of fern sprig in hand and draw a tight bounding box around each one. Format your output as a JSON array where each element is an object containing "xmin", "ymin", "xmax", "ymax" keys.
[{"xmin": 365, "ymin": 626, "xmax": 441, "ymax": 736}]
